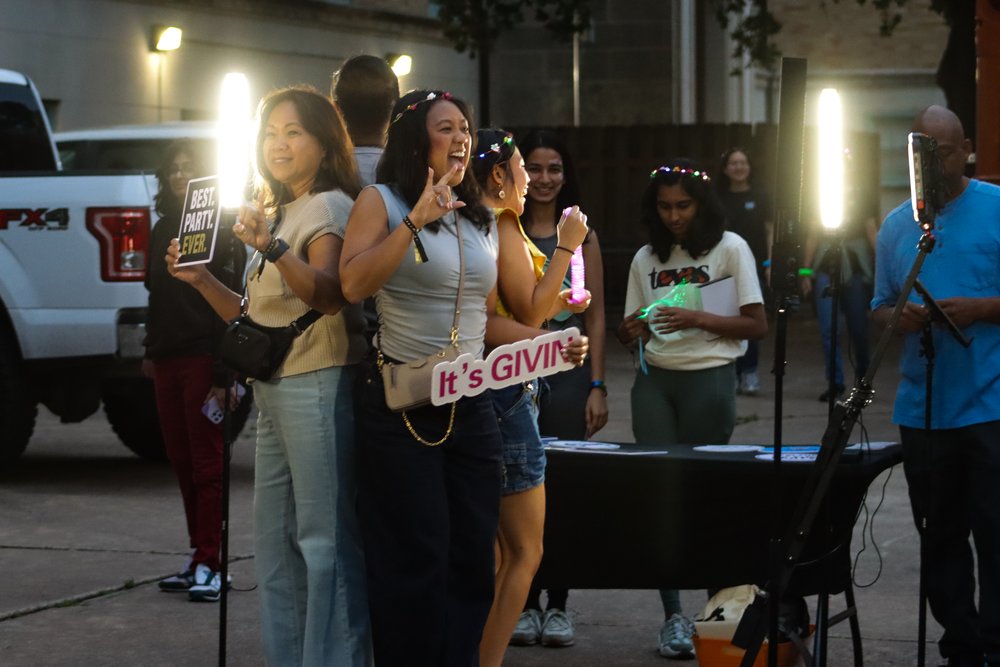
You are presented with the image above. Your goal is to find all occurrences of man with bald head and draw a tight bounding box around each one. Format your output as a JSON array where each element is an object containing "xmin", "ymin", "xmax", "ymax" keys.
[{"xmin": 873, "ymin": 105, "xmax": 1000, "ymax": 667}]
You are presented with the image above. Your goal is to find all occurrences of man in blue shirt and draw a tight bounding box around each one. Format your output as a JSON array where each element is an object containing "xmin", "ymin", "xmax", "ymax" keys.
[{"xmin": 873, "ymin": 105, "xmax": 1000, "ymax": 667}]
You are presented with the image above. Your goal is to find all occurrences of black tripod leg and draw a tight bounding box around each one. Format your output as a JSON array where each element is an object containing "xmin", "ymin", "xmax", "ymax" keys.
[{"xmin": 844, "ymin": 580, "xmax": 863, "ymax": 667}]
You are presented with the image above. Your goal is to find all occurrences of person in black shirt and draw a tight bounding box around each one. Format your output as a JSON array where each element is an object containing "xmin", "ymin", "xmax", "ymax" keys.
[
  {"xmin": 716, "ymin": 148, "xmax": 771, "ymax": 395},
  {"xmin": 143, "ymin": 140, "xmax": 246, "ymax": 600}
]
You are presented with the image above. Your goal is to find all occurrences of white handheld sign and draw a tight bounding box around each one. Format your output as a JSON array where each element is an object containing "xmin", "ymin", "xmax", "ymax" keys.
[{"xmin": 430, "ymin": 327, "xmax": 580, "ymax": 406}]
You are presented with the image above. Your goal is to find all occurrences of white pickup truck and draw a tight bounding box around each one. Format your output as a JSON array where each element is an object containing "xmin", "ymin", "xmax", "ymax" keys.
[{"xmin": 0, "ymin": 69, "xmax": 245, "ymax": 464}]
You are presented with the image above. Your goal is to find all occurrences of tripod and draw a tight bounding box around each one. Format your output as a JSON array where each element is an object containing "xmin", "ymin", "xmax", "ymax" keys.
[{"xmin": 735, "ymin": 227, "xmax": 945, "ymax": 667}]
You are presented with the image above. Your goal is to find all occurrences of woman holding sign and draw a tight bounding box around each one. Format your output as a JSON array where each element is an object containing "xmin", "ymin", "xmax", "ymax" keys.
[
  {"xmin": 616, "ymin": 160, "xmax": 766, "ymax": 659},
  {"xmin": 144, "ymin": 140, "xmax": 247, "ymax": 601},
  {"xmin": 167, "ymin": 86, "xmax": 371, "ymax": 666},
  {"xmin": 470, "ymin": 128, "xmax": 590, "ymax": 667}
]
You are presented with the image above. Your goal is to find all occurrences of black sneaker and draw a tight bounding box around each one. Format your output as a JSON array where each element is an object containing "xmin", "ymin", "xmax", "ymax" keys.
[
  {"xmin": 158, "ymin": 569, "xmax": 195, "ymax": 592},
  {"xmin": 188, "ymin": 564, "xmax": 221, "ymax": 602}
]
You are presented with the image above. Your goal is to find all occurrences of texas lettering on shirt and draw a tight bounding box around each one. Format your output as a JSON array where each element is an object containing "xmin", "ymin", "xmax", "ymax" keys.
[{"xmin": 648, "ymin": 265, "xmax": 711, "ymax": 289}]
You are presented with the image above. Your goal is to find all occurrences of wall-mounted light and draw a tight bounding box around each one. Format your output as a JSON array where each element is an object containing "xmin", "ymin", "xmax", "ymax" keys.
[
  {"xmin": 386, "ymin": 53, "xmax": 412, "ymax": 77},
  {"xmin": 151, "ymin": 25, "xmax": 183, "ymax": 52},
  {"xmin": 817, "ymin": 88, "xmax": 844, "ymax": 230}
]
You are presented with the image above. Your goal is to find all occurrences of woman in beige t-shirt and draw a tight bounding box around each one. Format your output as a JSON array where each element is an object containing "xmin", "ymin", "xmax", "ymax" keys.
[{"xmin": 167, "ymin": 85, "xmax": 370, "ymax": 666}]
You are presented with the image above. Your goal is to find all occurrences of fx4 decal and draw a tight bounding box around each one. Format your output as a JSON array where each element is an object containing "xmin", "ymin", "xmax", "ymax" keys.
[{"xmin": 0, "ymin": 208, "xmax": 70, "ymax": 231}]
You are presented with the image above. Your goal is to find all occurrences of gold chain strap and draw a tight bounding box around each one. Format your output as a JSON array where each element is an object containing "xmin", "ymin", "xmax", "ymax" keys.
[{"xmin": 402, "ymin": 403, "xmax": 457, "ymax": 446}]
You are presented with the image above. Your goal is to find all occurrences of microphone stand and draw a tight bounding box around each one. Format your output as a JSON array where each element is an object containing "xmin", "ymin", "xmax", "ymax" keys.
[{"xmin": 910, "ymin": 278, "xmax": 971, "ymax": 667}]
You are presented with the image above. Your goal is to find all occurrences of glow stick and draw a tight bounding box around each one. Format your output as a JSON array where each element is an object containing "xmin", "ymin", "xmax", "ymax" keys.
[
  {"xmin": 218, "ymin": 72, "xmax": 251, "ymax": 210},
  {"xmin": 569, "ymin": 246, "xmax": 586, "ymax": 304}
]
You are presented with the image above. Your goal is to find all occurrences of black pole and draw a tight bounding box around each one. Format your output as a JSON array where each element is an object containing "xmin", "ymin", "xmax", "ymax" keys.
[
  {"xmin": 916, "ymin": 320, "xmax": 934, "ymax": 667},
  {"xmin": 218, "ymin": 376, "xmax": 233, "ymax": 667},
  {"xmin": 825, "ymin": 235, "xmax": 843, "ymax": 420},
  {"xmin": 742, "ymin": 56, "xmax": 807, "ymax": 667}
]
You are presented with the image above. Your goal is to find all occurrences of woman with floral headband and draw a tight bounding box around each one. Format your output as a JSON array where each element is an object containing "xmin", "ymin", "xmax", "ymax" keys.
[
  {"xmin": 616, "ymin": 159, "xmax": 767, "ymax": 659},
  {"xmin": 470, "ymin": 128, "xmax": 590, "ymax": 667},
  {"xmin": 339, "ymin": 90, "xmax": 503, "ymax": 666}
]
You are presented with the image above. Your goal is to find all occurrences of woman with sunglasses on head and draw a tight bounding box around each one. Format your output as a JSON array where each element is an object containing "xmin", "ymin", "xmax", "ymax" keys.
[
  {"xmin": 617, "ymin": 160, "xmax": 767, "ymax": 659},
  {"xmin": 470, "ymin": 128, "xmax": 590, "ymax": 667},
  {"xmin": 340, "ymin": 90, "xmax": 506, "ymax": 667},
  {"xmin": 166, "ymin": 85, "xmax": 371, "ymax": 666},
  {"xmin": 144, "ymin": 140, "xmax": 247, "ymax": 601}
]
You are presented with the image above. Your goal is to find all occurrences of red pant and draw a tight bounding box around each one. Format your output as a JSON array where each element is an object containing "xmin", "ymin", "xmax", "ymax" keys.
[{"xmin": 153, "ymin": 356, "xmax": 223, "ymax": 571}]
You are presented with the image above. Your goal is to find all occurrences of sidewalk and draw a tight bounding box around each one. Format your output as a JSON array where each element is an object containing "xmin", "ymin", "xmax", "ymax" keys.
[{"xmin": 0, "ymin": 312, "xmax": 935, "ymax": 666}]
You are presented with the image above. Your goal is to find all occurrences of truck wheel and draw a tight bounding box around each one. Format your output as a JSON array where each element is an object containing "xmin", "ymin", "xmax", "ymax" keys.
[
  {"xmin": 0, "ymin": 331, "xmax": 36, "ymax": 464},
  {"xmin": 103, "ymin": 378, "xmax": 253, "ymax": 461},
  {"xmin": 102, "ymin": 379, "xmax": 167, "ymax": 461}
]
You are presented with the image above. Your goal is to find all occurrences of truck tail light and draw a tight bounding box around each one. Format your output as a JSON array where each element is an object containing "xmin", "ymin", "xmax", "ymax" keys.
[{"xmin": 86, "ymin": 207, "xmax": 151, "ymax": 282}]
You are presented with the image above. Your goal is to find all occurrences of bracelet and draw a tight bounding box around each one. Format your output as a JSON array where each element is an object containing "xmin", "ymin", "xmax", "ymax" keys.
[
  {"xmin": 261, "ymin": 236, "xmax": 279, "ymax": 256},
  {"xmin": 264, "ymin": 238, "xmax": 289, "ymax": 263},
  {"xmin": 589, "ymin": 379, "xmax": 608, "ymax": 396},
  {"xmin": 402, "ymin": 215, "xmax": 429, "ymax": 264},
  {"xmin": 402, "ymin": 215, "xmax": 420, "ymax": 235},
  {"xmin": 555, "ymin": 245, "xmax": 573, "ymax": 255}
]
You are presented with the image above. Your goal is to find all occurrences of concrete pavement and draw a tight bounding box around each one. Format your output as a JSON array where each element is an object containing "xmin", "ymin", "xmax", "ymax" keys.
[{"xmin": 0, "ymin": 311, "xmax": 940, "ymax": 666}]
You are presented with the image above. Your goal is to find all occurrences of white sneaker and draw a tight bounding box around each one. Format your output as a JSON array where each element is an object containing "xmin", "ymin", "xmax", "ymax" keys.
[
  {"xmin": 739, "ymin": 371, "xmax": 761, "ymax": 396},
  {"xmin": 188, "ymin": 563, "xmax": 221, "ymax": 602},
  {"xmin": 658, "ymin": 613, "xmax": 695, "ymax": 659},
  {"xmin": 510, "ymin": 609, "xmax": 543, "ymax": 646},
  {"xmin": 540, "ymin": 608, "xmax": 575, "ymax": 647}
]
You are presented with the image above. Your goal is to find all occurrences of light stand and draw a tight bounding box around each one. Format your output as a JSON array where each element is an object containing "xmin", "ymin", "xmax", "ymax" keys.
[
  {"xmin": 732, "ymin": 56, "xmax": 808, "ymax": 667},
  {"xmin": 734, "ymin": 131, "xmax": 955, "ymax": 667},
  {"xmin": 215, "ymin": 72, "xmax": 251, "ymax": 667}
]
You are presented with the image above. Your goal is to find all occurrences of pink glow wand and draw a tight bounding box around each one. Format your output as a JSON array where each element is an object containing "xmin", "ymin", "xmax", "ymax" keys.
[{"xmin": 565, "ymin": 207, "xmax": 587, "ymax": 304}]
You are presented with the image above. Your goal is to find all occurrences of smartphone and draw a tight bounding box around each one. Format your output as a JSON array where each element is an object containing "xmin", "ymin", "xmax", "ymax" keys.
[{"xmin": 201, "ymin": 384, "xmax": 246, "ymax": 424}]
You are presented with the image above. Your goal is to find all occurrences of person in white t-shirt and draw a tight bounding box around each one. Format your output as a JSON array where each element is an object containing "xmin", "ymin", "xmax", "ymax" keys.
[{"xmin": 616, "ymin": 159, "xmax": 767, "ymax": 660}]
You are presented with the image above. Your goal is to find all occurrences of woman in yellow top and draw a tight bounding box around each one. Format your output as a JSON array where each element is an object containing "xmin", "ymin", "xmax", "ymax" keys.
[{"xmin": 472, "ymin": 128, "xmax": 590, "ymax": 667}]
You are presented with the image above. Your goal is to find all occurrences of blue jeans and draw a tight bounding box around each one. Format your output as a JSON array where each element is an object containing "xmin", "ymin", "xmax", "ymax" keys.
[
  {"xmin": 814, "ymin": 271, "xmax": 872, "ymax": 387},
  {"xmin": 491, "ymin": 381, "xmax": 546, "ymax": 495},
  {"xmin": 252, "ymin": 366, "xmax": 372, "ymax": 667}
]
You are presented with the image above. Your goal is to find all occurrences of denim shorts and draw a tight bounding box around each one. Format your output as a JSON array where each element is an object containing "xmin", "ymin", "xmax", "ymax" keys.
[{"xmin": 491, "ymin": 381, "xmax": 546, "ymax": 495}]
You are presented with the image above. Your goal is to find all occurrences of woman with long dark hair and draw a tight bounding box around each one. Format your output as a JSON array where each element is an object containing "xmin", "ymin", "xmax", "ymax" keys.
[
  {"xmin": 340, "ymin": 89, "xmax": 504, "ymax": 666},
  {"xmin": 512, "ymin": 128, "xmax": 607, "ymax": 648},
  {"xmin": 471, "ymin": 128, "xmax": 590, "ymax": 666},
  {"xmin": 167, "ymin": 85, "xmax": 371, "ymax": 665},
  {"xmin": 617, "ymin": 160, "xmax": 767, "ymax": 658}
]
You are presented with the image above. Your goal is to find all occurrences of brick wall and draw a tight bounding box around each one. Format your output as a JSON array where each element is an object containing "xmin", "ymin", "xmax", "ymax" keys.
[{"xmin": 769, "ymin": 1, "xmax": 949, "ymax": 72}]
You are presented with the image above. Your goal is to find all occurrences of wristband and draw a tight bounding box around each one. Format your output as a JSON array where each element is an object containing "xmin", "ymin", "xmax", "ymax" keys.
[
  {"xmin": 264, "ymin": 238, "xmax": 289, "ymax": 263},
  {"xmin": 589, "ymin": 379, "xmax": 608, "ymax": 396},
  {"xmin": 555, "ymin": 245, "xmax": 573, "ymax": 255},
  {"xmin": 402, "ymin": 215, "xmax": 429, "ymax": 264}
]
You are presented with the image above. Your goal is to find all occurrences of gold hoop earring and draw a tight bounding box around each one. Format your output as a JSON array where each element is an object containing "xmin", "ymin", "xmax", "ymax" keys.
[{"xmin": 498, "ymin": 188, "xmax": 506, "ymax": 200}]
